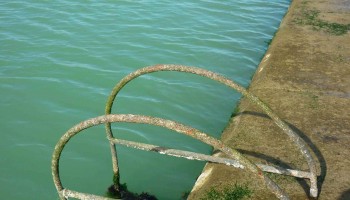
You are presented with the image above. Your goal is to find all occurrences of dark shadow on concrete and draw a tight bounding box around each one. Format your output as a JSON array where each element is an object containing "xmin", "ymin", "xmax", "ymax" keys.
[
  {"xmin": 227, "ymin": 148, "xmax": 310, "ymax": 195},
  {"xmin": 235, "ymin": 111, "xmax": 327, "ymax": 197},
  {"xmin": 338, "ymin": 189, "xmax": 350, "ymax": 200}
]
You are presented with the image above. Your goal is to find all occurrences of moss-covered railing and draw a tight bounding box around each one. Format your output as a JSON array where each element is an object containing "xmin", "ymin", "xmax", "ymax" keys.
[{"xmin": 52, "ymin": 64, "xmax": 318, "ymax": 200}]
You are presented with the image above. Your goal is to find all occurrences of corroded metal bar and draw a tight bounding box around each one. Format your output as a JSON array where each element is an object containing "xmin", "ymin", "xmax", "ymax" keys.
[
  {"xmin": 111, "ymin": 138, "xmax": 243, "ymax": 169},
  {"xmin": 52, "ymin": 114, "xmax": 289, "ymax": 199},
  {"xmin": 112, "ymin": 138, "xmax": 312, "ymax": 179},
  {"xmin": 260, "ymin": 164, "xmax": 311, "ymax": 179},
  {"xmin": 62, "ymin": 189, "xmax": 118, "ymax": 200},
  {"xmin": 105, "ymin": 64, "xmax": 317, "ymax": 197}
]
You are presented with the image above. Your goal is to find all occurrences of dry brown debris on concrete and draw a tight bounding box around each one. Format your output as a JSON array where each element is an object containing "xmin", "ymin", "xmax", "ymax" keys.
[{"xmin": 188, "ymin": 0, "xmax": 350, "ymax": 199}]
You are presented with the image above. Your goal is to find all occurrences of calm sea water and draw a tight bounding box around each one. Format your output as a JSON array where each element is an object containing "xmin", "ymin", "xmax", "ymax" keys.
[{"xmin": 0, "ymin": 1, "xmax": 290, "ymax": 199}]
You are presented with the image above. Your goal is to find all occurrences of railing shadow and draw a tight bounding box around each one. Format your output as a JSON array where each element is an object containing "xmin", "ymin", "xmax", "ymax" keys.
[
  {"xmin": 235, "ymin": 110, "xmax": 327, "ymax": 197},
  {"xmin": 338, "ymin": 189, "xmax": 350, "ymax": 200}
]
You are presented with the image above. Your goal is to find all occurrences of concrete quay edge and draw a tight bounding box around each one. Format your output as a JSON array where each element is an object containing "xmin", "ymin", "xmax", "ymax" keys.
[{"xmin": 188, "ymin": 0, "xmax": 350, "ymax": 199}]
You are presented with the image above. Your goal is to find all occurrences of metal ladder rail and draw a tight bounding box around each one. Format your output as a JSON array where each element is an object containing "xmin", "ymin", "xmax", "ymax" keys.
[
  {"xmin": 52, "ymin": 114, "xmax": 290, "ymax": 200},
  {"xmin": 51, "ymin": 64, "xmax": 318, "ymax": 199},
  {"xmin": 104, "ymin": 64, "xmax": 318, "ymax": 198}
]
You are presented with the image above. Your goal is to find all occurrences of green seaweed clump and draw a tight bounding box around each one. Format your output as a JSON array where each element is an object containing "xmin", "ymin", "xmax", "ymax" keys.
[
  {"xmin": 201, "ymin": 183, "xmax": 253, "ymax": 200},
  {"xmin": 294, "ymin": 8, "xmax": 350, "ymax": 35},
  {"xmin": 107, "ymin": 183, "xmax": 157, "ymax": 200}
]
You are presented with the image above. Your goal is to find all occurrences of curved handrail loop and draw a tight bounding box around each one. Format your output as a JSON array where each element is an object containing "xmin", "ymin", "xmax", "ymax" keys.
[
  {"xmin": 52, "ymin": 114, "xmax": 289, "ymax": 200},
  {"xmin": 105, "ymin": 64, "xmax": 318, "ymax": 198}
]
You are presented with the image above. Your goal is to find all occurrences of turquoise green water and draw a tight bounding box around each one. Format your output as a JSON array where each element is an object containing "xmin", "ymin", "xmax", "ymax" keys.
[{"xmin": 0, "ymin": 1, "xmax": 290, "ymax": 199}]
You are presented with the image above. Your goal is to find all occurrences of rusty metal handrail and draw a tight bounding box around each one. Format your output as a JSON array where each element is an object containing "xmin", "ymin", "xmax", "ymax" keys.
[
  {"xmin": 104, "ymin": 64, "xmax": 318, "ymax": 198},
  {"xmin": 51, "ymin": 65, "xmax": 318, "ymax": 199},
  {"xmin": 52, "ymin": 114, "xmax": 288, "ymax": 199}
]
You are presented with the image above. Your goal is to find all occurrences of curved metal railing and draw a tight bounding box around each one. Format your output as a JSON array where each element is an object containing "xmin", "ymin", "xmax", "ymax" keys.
[{"xmin": 52, "ymin": 64, "xmax": 318, "ymax": 200}]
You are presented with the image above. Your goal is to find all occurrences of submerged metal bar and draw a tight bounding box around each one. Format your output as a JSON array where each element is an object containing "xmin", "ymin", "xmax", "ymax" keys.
[
  {"xmin": 52, "ymin": 114, "xmax": 289, "ymax": 200},
  {"xmin": 112, "ymin": 138, "xmax": 312, "ymax": 179},
  {"xmin": 105, "ymin": 64, "xmax": 317, "ymax": 198}
]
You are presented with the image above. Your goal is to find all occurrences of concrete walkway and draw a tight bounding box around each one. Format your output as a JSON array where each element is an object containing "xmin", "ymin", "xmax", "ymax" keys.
[{"xmin": 188, "ymin": 0, "xmax": 350, "ymax": 199}]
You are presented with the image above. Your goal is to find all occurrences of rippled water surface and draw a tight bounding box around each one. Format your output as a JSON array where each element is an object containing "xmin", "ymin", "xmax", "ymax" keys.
[{"xmin": 0, "ymin": 1, "xmax": 290, "ymax": 199}]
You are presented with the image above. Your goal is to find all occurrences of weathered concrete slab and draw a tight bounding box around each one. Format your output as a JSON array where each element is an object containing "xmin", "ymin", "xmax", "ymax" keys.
[{"xmin": 188, "ymin": 0, "xmax": 350, "ymax": 199}]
